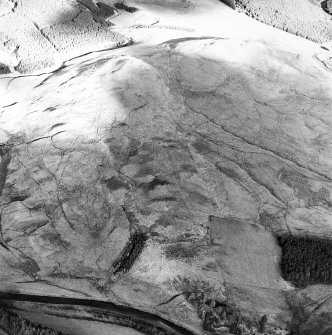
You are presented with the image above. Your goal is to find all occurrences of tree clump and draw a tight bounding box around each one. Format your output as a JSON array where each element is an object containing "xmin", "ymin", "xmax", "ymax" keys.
[
  {"xmin": 278, "ymin": 235, "xmax": 332, "ymax": 287},
  {"xmin": 187, "ymin": 294, "xmax": 272, "ymax": 334},
  {"xmin": 0, "ymin": 63, "xmax": 10, "ymax": 75},
  {"xmin": 171, "ymin": 276, "xmax": 274, "ymax": 334}
]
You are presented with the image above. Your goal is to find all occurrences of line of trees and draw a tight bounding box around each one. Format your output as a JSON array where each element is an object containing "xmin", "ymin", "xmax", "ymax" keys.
[{"xmin": 112, "ymin": 231, "xmax": 148, "ymax": 275}]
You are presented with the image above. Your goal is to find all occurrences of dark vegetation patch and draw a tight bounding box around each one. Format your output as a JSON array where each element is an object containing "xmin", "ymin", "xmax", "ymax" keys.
[
  {"xmin": 96, "ymin": 2, "xmax": 115, "ymax": 16},
  {"xmin": 43, "ymin": 106, "xmax": 56, "ymax": 112},
  {"xmin": 77, "ymin": 0, "xmax": 115, "ymax": 17},
  {"xmin": 278, "ymin": 235, "xmax": 332, "ymax": 287},
  {"xmin": 322, "ymin": 0, "xmax": 332, "ymax": 14},
  {"xmin": 48, "ymin": 270, "xmax": 70, "ymax": 279},
  {"xmin": 117, "ymin": 122, "xmax": 127, "ymax": 127},
  {"xmin": 163, "ymin": 144, "xmax": 177, "ymax": 149},
  {"xmin": 135, "ymin": 166, "xmax": 154, "ymax": 177},
  {"xmin": 172, "ymin": 276, "xmax": 268, "ymax": 334},
  {"xmin": 219, "ymin": 0, "xmax": 236, "ymax": 9},
  {"xmin": 160, "ymin": 138, "xmax": 179, "ymax": 143},
  {"xmin": 103, "ymin": 176, "xmax": 130, "ymax": 191},
  {"xmin": 192, "ymin": 139, "xmax": 212, "ymax": 155},
  {"xmin": 201, "ymin": 261, "xmax": 219, "ymax": 272},
  {"xmin": 49, "ymin": 123, "xmax": 65, "ymax": 131},
  {"xmin": 0, "ymin": 306, "xmax": 65, "ymax": 335},
  {"xmin": 112, "ymin": 231, "xmax": 148, "ymax": 275},
  {"xmin": 285, "ymin": 290, "xmax": 332, "ymax": 335},
  {"xmin": 41, "ymin": 232, "xmax": 70, "ymax": 249},
  {"xmin": 0, "ymin": 145, "xmax": 11, "ymax": 197},
  {"xmin": 114, "ymin": 2, "xmax": 139, "ymax": 13},
  {"xmin": 140, "ymin": 177, "xmax": 171, "ymax": 192},
  {"xmin": 122, "ymin": 206, "xmax": 139, "ymax": 226},
  {"xmin": 216, "ymin": 164, "xmax": 238, "ymax": 180},
  {"xmin": 164, "ymin": 243, "xmax": 202, "ymax": 260},
  {"xmin": 197, "ymin": 298, "xmax": 268, "ymax": 334},
  {"xmin": 76, "ymin": 59, "xmax": 110, "ymax": 77},
  {"xmin": 127, "ymin": 138, "xmax": 141, "ymax": 157},
  {"xmin": 0, "ymin": 63, "xmax": 10, "ymax": 75},
  {"xmin": 151, "ymin": 196, "xmax": 177, "ymax": 202},
  {"xmin": 280, "ymin": 169, "xmax": 331, "ymax": 208},
  {"xmin": 137, "ymin": 153, "xmax": 155, "ymax": 166},
  {"xmin": 184, "ymin": 188, "xmax": 211, "ymax": 205},
  {"xmin": 16, "ymin": 257, "xmax": 40, "ymax": 278},
  {"xmin": 9, "ymin": 193, "xmax": 29, "ymax": 202},
  {"xmin": 259, "ymin": 212, "xmax": 280, "ymax": 231},
  {"xmin": 153, "ymin": 214, "xmax": 174, "ymax": 228},
  {"xmin": 181, "ymin": 164, "xmax": 198, "ymax": 173}
]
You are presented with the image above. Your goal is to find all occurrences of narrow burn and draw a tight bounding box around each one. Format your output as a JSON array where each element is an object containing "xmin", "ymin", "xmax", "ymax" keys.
[
  {"xmin": 278, "ymin": 235, "xmax": 332, "ymax": 287},
  {"xmin": 112, "ymin": 231, "xmax": 148, "ymax": 275},
  {"xmin": 151, "ymin": 196, "xmax": 177, "ymax": 202}
]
